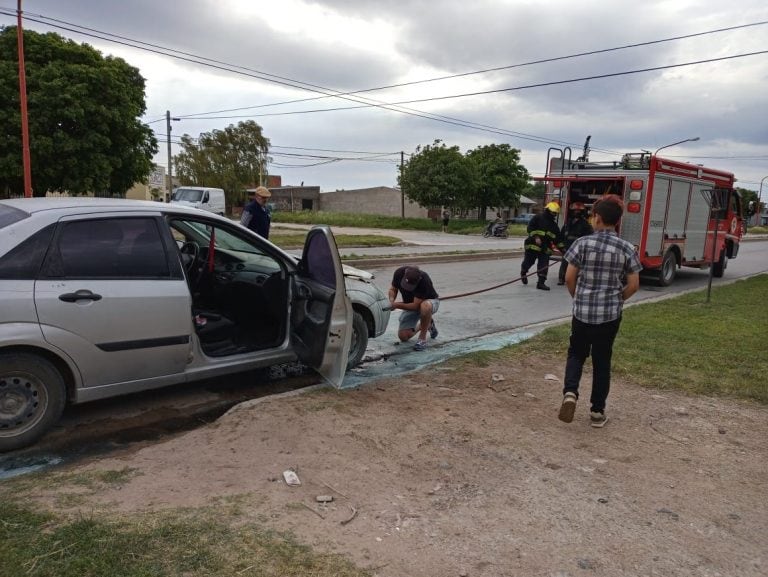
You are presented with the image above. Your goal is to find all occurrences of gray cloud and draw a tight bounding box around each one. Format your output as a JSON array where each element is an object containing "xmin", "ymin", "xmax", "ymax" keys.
[{"xmin": 2, "ymin": 0, "xmax": 766, "ymax": 190}]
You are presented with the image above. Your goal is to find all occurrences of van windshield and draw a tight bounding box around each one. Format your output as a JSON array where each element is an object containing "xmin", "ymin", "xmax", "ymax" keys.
[{"xmin": 173, "ymin": 188, "xmax": 203, "ymax": 202}]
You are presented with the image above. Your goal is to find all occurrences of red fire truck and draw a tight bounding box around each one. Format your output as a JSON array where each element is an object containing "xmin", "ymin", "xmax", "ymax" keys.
[{"xmin": 536, "ymin": 146, "xmax": 745, "ymax": 286}]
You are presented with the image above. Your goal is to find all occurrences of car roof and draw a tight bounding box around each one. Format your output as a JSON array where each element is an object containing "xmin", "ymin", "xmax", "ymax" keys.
[{"xmin": 0, "ymin": 197, "xmax": 202, "ymax": 216}]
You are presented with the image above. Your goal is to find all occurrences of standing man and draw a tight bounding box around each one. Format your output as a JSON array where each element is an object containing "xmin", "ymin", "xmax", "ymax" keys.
[
  {"xmin": 388, "ymin": 265, "xmax": 440, "ymax": 351},
  {"xmin": 442, "ymin": 209, "xmax": 451, "ymax": 233},
  {"xmin": 557, "ymin": 202, "xmax": 593, "ymax": 285},
  {"xmin": 240, "ymin": 186, "xmax": 272, "ymax": 239},
  {"xmin": 557, "ymin": 195, "xmax": 643, "ymax": 428},
  {"xmin": 520, "ymin": 201, "xmax": 564, "ymax": 291}
]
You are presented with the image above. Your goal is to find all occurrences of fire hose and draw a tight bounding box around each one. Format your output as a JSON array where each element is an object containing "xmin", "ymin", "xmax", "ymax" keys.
[{"xmin": 382, "ymin": 256, "xmax": 564, "ymax": 310}]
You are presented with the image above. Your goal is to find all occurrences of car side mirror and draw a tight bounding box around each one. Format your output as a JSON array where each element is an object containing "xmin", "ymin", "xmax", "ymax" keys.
[{"xmin": 203, "ymin": 192, "xmax": 209, "ymax": 203}]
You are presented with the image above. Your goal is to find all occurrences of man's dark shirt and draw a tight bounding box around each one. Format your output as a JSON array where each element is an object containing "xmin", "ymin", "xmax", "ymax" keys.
[
  {"xmin": 392, "ymin": 267, "xmax": 439, "ymax": 303},
  {"xmin": 241, "ymin": 200, "xmax": 271, "ymax": 238}
]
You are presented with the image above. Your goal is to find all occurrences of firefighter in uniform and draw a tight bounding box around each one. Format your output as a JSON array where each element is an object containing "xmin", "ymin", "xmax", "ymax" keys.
[
  {"xmin": 520, "ymin": 201, "xmax": 565, "ymax": 291},
  {"xmin": 557, "ymin": 202, "xmax": 593, "ymax": 285}
]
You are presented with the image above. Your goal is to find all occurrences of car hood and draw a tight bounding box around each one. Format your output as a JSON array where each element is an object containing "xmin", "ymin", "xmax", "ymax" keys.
[{"xmin": 341, "ymin": 263, "xmax": 374, "ymax": 281}]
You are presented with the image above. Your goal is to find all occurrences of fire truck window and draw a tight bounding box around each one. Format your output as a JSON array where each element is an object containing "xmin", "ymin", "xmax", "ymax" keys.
[{"xmin": 711, "ymin": 189, "xmax": 729, "ymax": 219}]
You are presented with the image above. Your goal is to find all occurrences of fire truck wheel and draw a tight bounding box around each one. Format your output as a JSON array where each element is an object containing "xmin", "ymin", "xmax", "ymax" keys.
[
  {"xmin": 657, "ymin": 251, "xmax": 677, "ymax": 287},
  {"xmin": 712, "ymin": 250, "xmax": 727, "ymax": 278}
]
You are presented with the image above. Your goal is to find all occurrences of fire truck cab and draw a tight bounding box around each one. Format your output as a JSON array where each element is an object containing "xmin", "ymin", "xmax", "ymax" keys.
[{"xmin": 536, "ymin": 147, "xmax": 745, "ymax": 286}]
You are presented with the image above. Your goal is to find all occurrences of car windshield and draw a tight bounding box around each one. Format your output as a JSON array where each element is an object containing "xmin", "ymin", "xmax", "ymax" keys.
[{"xmin": 173, "ymin": 188, "xmax": 203, "ymax": 202}]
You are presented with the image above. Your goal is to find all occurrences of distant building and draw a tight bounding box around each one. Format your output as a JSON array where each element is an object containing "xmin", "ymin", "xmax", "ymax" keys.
[{"xmin": 320, "ymin": 186, "xmax": 428, "ymax": 218}]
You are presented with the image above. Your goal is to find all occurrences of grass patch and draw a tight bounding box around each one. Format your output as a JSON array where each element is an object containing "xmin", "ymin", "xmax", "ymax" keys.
[
  {"xmin": 269, "ymin": 231, "xmax": 403, "ymax": 250},
  {"xmin": 0, "ymin": 500, "xmax": 370, "ymax": 577},
  {"xmin": 455, "ymin": 275, "xmax": 768, "ymax": 403},
  {"xmin": 272, "ymin": 210, "xmax": 527, "ymax": 236}
]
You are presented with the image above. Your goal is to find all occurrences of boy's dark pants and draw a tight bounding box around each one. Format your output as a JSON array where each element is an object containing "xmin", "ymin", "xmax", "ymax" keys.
[{"xmin": 563, "ymin": 316, "xmax": 622, "ymax": 413}]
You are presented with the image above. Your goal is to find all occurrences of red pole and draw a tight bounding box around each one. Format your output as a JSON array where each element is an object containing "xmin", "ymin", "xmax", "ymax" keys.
[{"xmin": 17, "ymin": 0, "xmax": 33, "ymax": 198}]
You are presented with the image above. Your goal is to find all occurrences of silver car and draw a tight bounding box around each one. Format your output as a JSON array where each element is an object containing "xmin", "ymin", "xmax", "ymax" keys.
[{"xmin": 0, "ymin": 198, "xmax": 389, "ymax": 452}]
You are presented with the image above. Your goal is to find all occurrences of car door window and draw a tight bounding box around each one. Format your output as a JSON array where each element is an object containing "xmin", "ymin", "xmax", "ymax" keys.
[{"xmin": 43, "ymin": 218, "xmax": 171, "ymax": 279}]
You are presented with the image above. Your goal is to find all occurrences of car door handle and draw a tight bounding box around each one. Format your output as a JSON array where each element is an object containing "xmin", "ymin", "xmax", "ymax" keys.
[{"xmin": 59, "ymin": 290, "xmax": 103, "ymax": 302}]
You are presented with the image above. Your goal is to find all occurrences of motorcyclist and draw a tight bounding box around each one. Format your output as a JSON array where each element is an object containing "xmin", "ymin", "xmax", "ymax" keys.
[
  {"xmin": 520, "ymin": 201, "xmax": 565, "ymax": 291},
  {"xmin": 485, "ymin": 213, "xmax": 505, "ymax": 236},
  {"xmin": 557, "ymin": 202, "xmax": 593, "ymax": 285}
]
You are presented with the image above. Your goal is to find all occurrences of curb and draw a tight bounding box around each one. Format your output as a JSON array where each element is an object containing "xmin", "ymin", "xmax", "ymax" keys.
[{"xmin": 343, "ymin": 249, "xmax": 525, "ymax": 268}]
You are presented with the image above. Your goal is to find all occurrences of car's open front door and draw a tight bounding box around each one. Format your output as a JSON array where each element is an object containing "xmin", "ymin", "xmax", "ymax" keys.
[{"xmin": 291, "ymin": 226, "xmax": 352, "ymax": 388}]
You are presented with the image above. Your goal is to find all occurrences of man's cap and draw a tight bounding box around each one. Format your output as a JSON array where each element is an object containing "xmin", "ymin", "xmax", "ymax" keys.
[
  {"xmin": 250, "ymin": 186, "xmax": 271, "ymax": 198},
  {"xmin": 400, "ymin": 267, "xmax": 422, "ymax": 292}
]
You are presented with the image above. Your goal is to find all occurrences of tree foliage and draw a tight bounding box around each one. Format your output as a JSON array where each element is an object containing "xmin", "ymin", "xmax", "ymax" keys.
[
  {"xmin": 399, "ymin": 140, "xmax": 531, "ymax": 218},
  {"xmin": 0, "ymin": 27, "xmax": 157, "ymax": 197},
  {"xmin": 398, "ymin": 140, "xmax": 477, "ymax": 210},
  {"xmin": 465, "ymin": 143, "xmax": 529, "ymax": 219},
  {"xmin": 174, "ymin": 120, "xmax": 270, "ymax": 207}
]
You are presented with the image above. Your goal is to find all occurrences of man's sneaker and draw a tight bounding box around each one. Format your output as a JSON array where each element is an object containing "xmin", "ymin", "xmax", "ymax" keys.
[
  {"xmin": 590, "ymin": 411, "xmax": 608, "ymax": 428},
  {"xmin": 428, "ymin": 320, "xmax": 438, "ymax": 340},
  {"xmin": 558, "ymin": 392, "xmax": 577, "ymax": 423},
  {"xmin": 413, "ymin": 340, "xmax": 427, "ymax": 351},
  {"xmin": 521, "ymin": 272, "xmax": 528, "ymax": 285}
]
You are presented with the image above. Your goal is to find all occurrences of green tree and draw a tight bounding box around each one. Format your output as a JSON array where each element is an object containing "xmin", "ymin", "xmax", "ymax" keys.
[
  {"xmin": 465, "ymin": 143, "xmax": 529, "ymax": 219},
  {"xmin": 398, "ymin": 140, "xmax": 477, "ymax": 211},
  {"xmin": 174, "ymin": 120, "xmax": 270, "ymax": 208},
  {"xmin": 0, "ymin": 27, "xmax": 157, "ymax": 196}
]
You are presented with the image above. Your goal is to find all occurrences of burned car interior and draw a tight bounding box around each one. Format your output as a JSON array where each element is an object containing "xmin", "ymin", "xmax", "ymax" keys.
[{"xmin": 170, "ymin": 219, "xmax": 290, "ymax": 357}]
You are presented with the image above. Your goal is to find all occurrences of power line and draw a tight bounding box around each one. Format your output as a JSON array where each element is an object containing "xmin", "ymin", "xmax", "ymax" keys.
[
  {"xmin": 4, "ymin": 7, "xmax": 756, "ymax": 156},
  {"xmin": 4, "ymin": 8, "xmax": 765, "ymax": 161},
  {"xmin": 178, "ymin": 20, "xmax": 768, "ymax": 117}
]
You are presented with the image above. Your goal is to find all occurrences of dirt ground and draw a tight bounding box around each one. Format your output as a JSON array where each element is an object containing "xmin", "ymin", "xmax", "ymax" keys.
[{"xmin": 32, "ymin": 354, "xmax": 767, "ymax": 577}]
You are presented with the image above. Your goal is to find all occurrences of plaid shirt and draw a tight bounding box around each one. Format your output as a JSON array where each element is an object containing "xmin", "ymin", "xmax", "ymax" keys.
[{"xmin": 564, "ymin": 230, "xmax": 643, "ymax": 324}]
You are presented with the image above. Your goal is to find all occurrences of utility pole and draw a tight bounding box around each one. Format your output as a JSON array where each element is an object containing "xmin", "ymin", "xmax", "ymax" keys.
[
  {"xmin": 400, "ymin": 151, "xmax": 405, "ymax": 218},
  {"xmin": 166, "ymin": 111, "xmax": 179, "ymax": 200},
  {"xmin": 17, "ymin": 0, "xmax": 32, "ymax": 197}
]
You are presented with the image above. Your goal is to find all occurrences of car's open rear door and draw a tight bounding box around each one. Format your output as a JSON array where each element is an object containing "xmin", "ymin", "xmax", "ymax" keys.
[{"xmin": 291, "ymin": 226, "xmax": 352, "ymax": 387}]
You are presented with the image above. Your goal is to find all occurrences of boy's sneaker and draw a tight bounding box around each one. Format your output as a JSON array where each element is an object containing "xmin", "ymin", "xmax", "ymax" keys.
[
  {"xmin": 590, "ymin": 411, "xmax": 608, "ymax": 428},
  {"xmin": 558, "ymin": 392, "xmax": 577, "ymax": 423},
  {"xmin": 413, "ymin": 340, "xmax": 428, "ymax": 351},
  {"xmin": 428, "ymin": 320, "xmax": 439, "ymax": 340}
]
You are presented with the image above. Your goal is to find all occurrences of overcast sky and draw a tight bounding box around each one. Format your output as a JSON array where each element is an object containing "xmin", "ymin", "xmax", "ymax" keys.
[{"xmin": 2, "ymin": 0, "xmax": 767, "ymax": 192}]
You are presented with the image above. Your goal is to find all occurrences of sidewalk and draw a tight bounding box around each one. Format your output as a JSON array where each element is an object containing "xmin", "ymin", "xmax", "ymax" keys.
[{"xmin": 274, "ymin": 223, "xmax": 525, "ymax": 266}]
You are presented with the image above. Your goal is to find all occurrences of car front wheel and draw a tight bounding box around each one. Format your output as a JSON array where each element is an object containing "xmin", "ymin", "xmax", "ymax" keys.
[
  {"xmin": 0, "ymin": 353, "xmax": 66, "ymax": 453},
  {"xmin": 347, "ymin": 311, "xmax": 369, "ymax": 369}
]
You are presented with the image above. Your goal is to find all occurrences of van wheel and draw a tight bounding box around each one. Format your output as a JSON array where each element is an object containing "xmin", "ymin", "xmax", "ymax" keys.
[
  {"xmin": 657, "ymin": 251, "xmax": 677, "ymax": 287},
  {"xmin": 712, "ymin": 249, "xmax": 727, "ymax": 278},
  {"xmin": 0, "ymin": 353, "xmax": 66, "ymax": 453},
  {"xmin": 347, "ymin": 311, "xmax": 369, "ymax": 369}
]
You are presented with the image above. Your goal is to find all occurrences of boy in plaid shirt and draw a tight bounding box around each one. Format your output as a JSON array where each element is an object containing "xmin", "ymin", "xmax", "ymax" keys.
[{"xmin": 558, "ymin": 195, "xmax": 643, "ymax": 427}]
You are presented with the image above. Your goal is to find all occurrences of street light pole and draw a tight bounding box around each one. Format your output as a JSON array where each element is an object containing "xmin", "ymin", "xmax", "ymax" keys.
[{"xmin": 653, "ymin": 137, "xmax": 700, "ymax": 156}]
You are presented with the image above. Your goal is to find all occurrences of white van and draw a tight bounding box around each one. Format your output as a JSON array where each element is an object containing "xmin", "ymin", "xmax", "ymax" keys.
[{"xmin": 170, "ymin": 186, "xmax": 226, "ymax": 215}]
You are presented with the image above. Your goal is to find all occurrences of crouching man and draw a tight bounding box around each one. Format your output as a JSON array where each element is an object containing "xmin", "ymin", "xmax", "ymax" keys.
[{"xmin": 388, "ymin": 266, "xmax": 440, "ymax": 351}]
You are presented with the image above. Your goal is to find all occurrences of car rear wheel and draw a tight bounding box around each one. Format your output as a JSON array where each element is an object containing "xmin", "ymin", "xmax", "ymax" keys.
[
  {"xmin": 347, "ymin": 311, "xmax": 369, "ymax": 369},
  {"xmin": 0, "ymin": 353, "xmax": 66, "ymax": 453}
]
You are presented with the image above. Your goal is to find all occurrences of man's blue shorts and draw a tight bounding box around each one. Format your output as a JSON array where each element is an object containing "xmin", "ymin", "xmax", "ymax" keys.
[{"xmin": 398, "ymin": 299, "xmax": 440, "ymax": 331}]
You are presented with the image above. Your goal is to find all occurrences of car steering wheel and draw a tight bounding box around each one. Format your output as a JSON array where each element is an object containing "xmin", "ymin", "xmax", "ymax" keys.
[{"xmin": 179, "ymin": 241, "xmax": 200, "ymax": 274}]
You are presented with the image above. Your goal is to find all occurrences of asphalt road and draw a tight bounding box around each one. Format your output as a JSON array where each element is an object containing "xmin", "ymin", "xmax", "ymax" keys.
[{"xmin": 2, "ymin": 231, "xmax": 764, "ymax": 476}]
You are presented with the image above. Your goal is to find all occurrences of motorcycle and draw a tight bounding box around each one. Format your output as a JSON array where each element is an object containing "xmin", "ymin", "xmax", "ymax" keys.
[{"xmin": 483, "ymin": 222, "xmax": 509, "ymax": 238}]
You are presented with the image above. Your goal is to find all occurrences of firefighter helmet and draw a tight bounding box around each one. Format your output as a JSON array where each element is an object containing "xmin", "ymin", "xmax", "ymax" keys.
[
  {"xmin": 545, "ymin": 201, "xmax": 561, "ymax": 214},
  {"xmin": 570, "ymin": 202, "xmax": 586, "ymax": 211}
]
